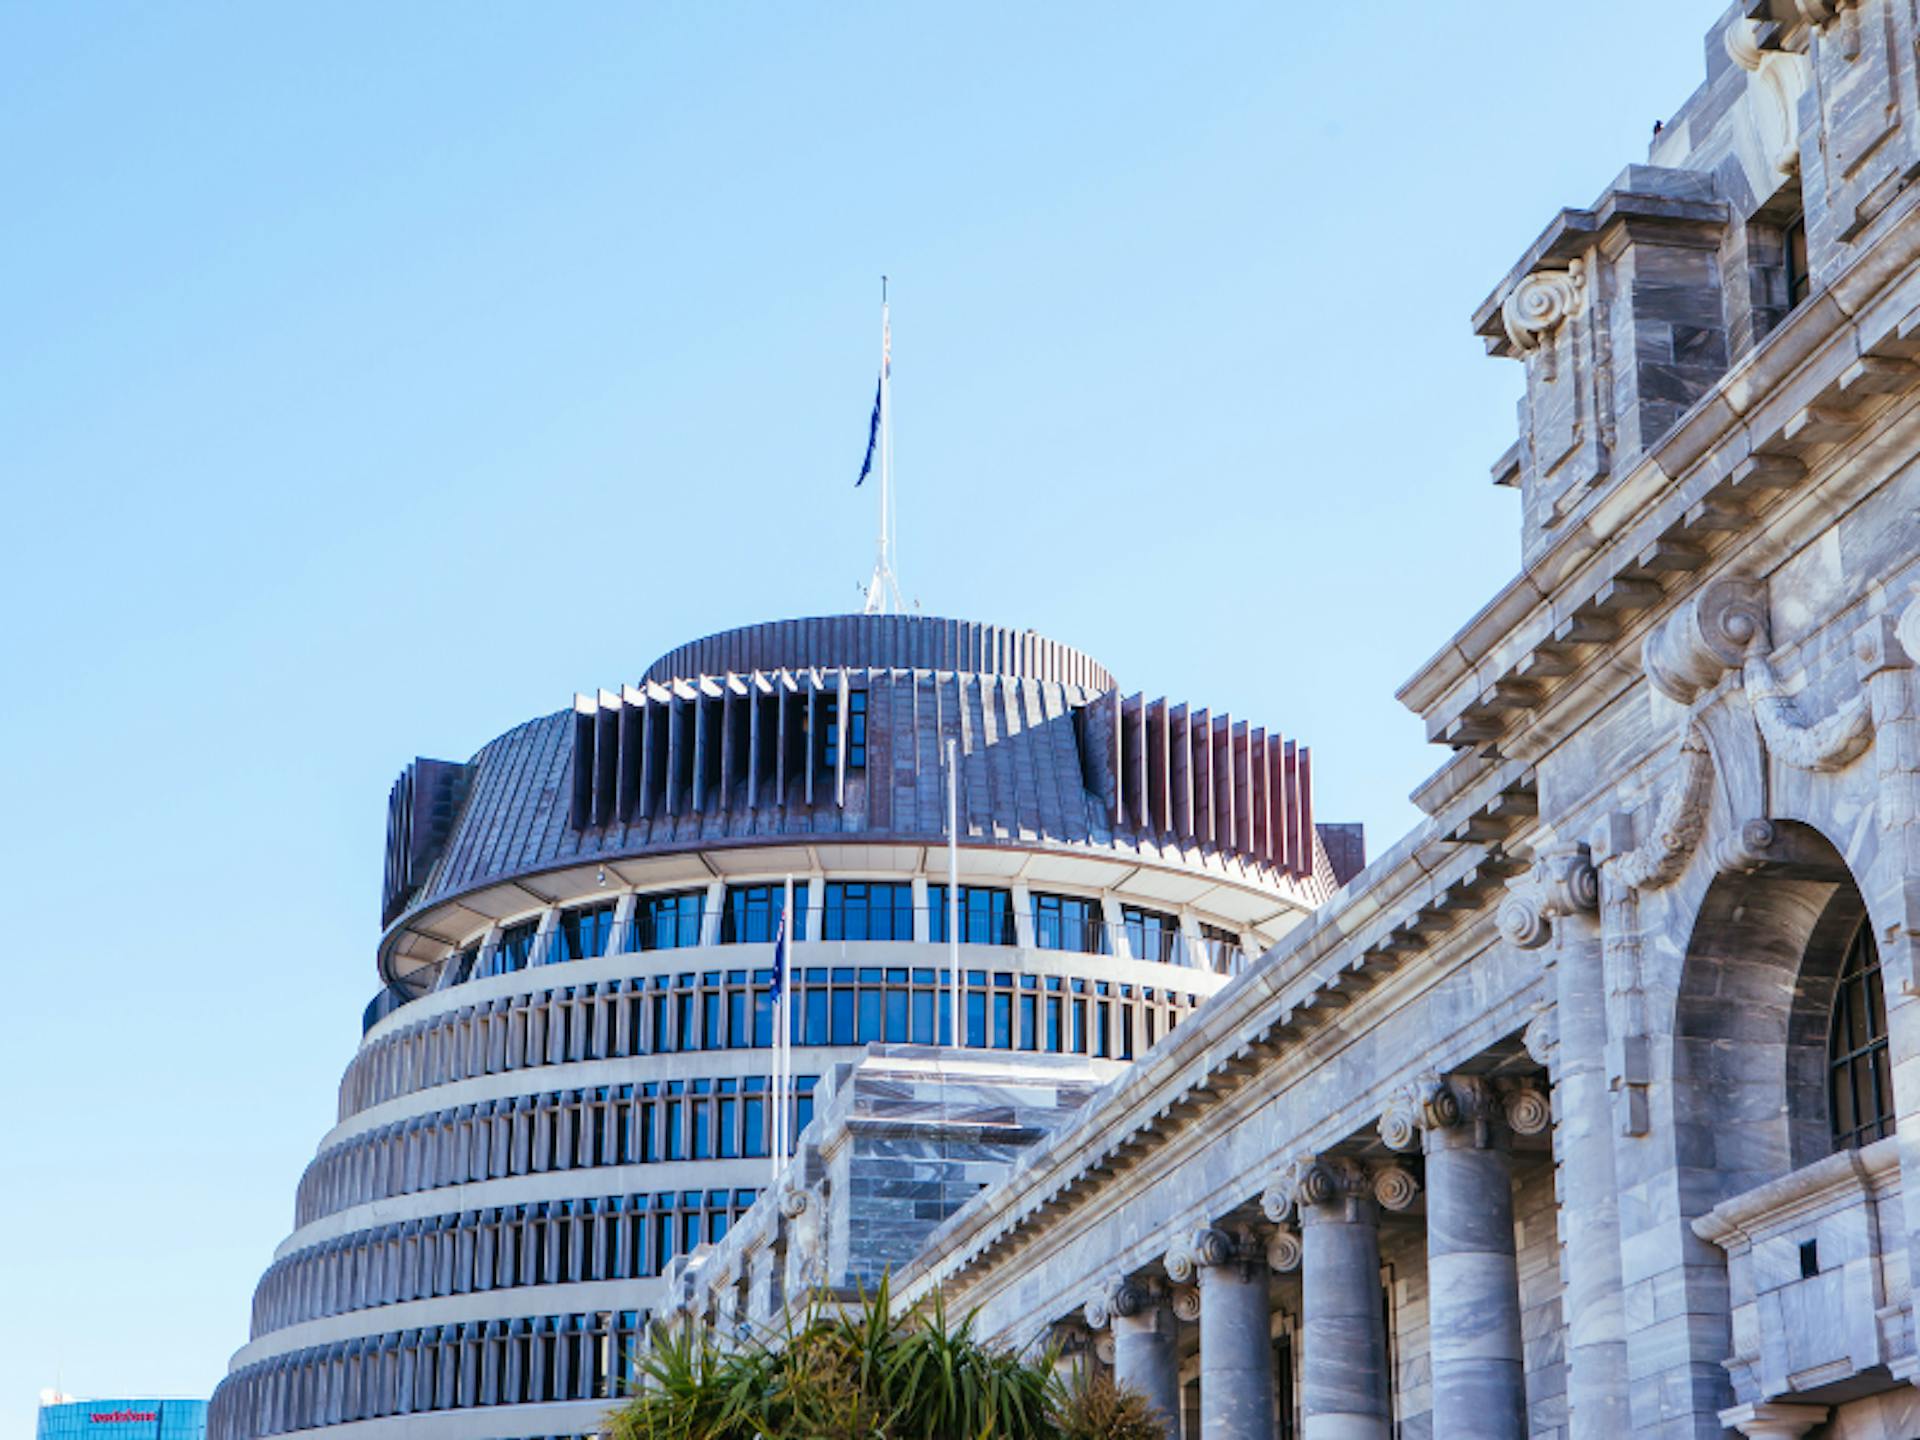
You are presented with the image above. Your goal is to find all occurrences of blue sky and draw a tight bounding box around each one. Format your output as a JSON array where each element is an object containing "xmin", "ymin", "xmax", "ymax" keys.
[{"xmin": 0, "ymin": 2, "xmax": 1723, "ymax": 1425}]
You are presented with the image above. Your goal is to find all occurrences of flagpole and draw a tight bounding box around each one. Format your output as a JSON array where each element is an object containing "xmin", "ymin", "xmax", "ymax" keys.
[
  {"xmin": 863, "ymin": 279, "xmax": 903, "ymax": 615},
  {"xmin": 947, "ymin": 738, "xmax": 962, "ymax": 1050},
  {"xmin": 777, "ymin": 873, "xmax": 794, "ymax": 1177}
]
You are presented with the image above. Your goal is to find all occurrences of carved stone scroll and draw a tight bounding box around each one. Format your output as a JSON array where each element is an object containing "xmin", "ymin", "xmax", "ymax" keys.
[
  {"xmin": 1610, "ymin": 724, "xmax": 1715, "ymax": 891},
  {"xmin": 1744, "ymin": 654, "xmax": 1874, "ymax": 772},
  {"xmin": 1644, "ymin": 579, "xmax": 1769, "ymax": 706}
]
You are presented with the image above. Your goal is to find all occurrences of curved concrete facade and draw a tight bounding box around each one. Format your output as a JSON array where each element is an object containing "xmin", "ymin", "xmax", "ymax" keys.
[{"xmin": 211, "ymin": 613, "xmax": 1350, "ymax": 1440}]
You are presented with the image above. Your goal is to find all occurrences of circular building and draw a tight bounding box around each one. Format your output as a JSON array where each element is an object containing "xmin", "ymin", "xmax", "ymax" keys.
[{"xmin": 210, "ymin": 613, "xmax": 1354, "ymax": 1440}]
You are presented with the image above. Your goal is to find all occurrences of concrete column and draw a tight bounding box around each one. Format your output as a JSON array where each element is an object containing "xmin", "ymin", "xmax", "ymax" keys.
[
  {"xmin": 1420, "ymin": 1080, "xmax": 1527, "ymax": 1440},
  {"xmin": 1288, "ymin": 1157, "xmax": 1390, "ymax": 1440},
  {"xmin": 1085, "ymin": 1275, "xmax": 1179, "ymax": 1432},
  {"xmin": 1010, "ymin": 882, "xmax": 1037, "ymax": 948},
  {"xmin": 1166, "ymin": 1228, "xmax": 1273, "ymax": 1440},
  {"xmin": 909, "ymin": 875, "xmax": 930, "ymax": 944},
  {"xmin": 699, "ymin": 879, "xmax": 726, "ymax": 946},
  {"xmin": 608, "ymin": 892, "xmax": 636, "ymax": 957}
]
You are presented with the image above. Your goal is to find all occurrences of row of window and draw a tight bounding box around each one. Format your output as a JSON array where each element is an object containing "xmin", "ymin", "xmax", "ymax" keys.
[
  {"xmin": 254, "ymin": 1191, "xmax": 753, "ymax": 1339},
  {"xmin": 210, "ymin": 1308, "xmax": 649, "ymax": 1440},
  {"xmin": 342, "ymin": 967, "xmax": 1201, "ymax": 1121},
  {"xmin": 426, "ymin": 884, "xmax": 1239, "ymax": 994},
  {"xmin": 298, "ymin": 1078, "xmax": 817, "ymax": 1229}
]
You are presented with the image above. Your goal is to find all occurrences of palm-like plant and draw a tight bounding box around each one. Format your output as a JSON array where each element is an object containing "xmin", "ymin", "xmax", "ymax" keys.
[{"xmin": 608, "ymin": 1277, "xmax": 1142, "ymax": 1440}]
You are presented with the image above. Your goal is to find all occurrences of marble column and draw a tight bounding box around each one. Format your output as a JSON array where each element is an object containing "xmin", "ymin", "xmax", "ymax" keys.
[
  {"xmin": 1166, "ymin": 1227, "xmax": 1273, "ymax": 1440},
  {"xmin": 1502, "ymin": 847, "xmax": 1627, "ymax": 1440},
  {"xmin": 1276, "ymin": 1155, "xmax": 1391, "ymax": 1440},
  {"xmin": 1083, "ymin": 1274, "xmax": 1179, "ymax": 1431},
  {"xmin": 1385, "ymin": 1074, "xmax": 1528, "ymax": 1440}
]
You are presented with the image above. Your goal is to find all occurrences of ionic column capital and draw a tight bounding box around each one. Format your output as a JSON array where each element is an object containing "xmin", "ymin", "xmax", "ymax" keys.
[
  {"xmin": 1163, "ymin": 1224, "xmax": 1262, "ymax": 1283},
  {"xmin": 1498, "ymin": 844, "xmax": 1598, "ymax": 951},
  {"xmin": 1379, "ymin": 1071, "xmax": 1502, "ymax": 1150},
  {"xmin": 1082, "ymin": 1271, "xmax": 1159, "ymax": 1331}
]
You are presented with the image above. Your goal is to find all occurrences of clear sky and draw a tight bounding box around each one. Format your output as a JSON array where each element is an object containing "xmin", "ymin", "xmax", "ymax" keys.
[{"xmin": 0, "ymin": 2, "xmax": 1726, "ymax": 1427}]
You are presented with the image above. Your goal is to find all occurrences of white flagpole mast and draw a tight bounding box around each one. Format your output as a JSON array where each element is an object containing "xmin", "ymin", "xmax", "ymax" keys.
[
  {"xmin": 947, "ymin": 738, "xmax": 962, "ymax": 1050},
  {"xmin": 777, "ymin": 874, "xmax": 795, "ymax": 1177},
  {"xmin": 864, "ymin": 279, "xmax": 903, "ymax": 615}
]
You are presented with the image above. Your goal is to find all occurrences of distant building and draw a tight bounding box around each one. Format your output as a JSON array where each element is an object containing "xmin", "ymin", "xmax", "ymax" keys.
[
  {"xmin": 35, "ymin": 1399, "xmax": 206, "ymax": 1440},
  {"xmin": 209, "ymin": 613, "xmax": 1354, "ymax": 1440}
]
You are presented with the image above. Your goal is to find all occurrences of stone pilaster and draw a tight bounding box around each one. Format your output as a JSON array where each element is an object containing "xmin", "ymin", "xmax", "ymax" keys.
[
  {"xmin": 1502, "ymin": 844, "xmax": 1628, "ymax": 1440},
  {"xmin": 1165, "ymin": 1226, "xmax": 1273, "ymax": 1440},
  {"xmin": 1383, "ymin": 1074, "xmax": 1528, "ymax": 1440}
]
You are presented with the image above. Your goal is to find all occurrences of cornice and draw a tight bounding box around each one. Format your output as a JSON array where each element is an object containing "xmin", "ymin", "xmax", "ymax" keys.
[{"xmin": 1400, "ymin": 197, "xmax": 1920, "ymax": 788}]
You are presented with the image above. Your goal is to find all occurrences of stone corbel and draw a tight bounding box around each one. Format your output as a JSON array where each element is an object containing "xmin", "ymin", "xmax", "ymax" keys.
[
  {"xmin": 1644, "ymin": 578, "xmax": 1769, "ymax": 706},
  {"xmin": 1502, "ymin": 261, "xmax": 1587, "ymax": 379},
  {"xmin": 1726, "ymin": 19, "xmax": 1813, "ymax": 176},
  {"xmin": 1498, "ymin": 843, "xmax": 1599, "ymax": 950}
]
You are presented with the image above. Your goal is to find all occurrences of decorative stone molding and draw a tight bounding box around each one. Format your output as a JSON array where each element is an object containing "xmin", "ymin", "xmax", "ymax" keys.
[
  {"xmin": 1372, "ymin": 1163, "xmax": 1421, "ymax": 1212},
  {"xmin": 1718, "ymin": 1400, "xmax": 1830, "ymax": 1439},
  {"xmin": 778, "ymin": 1188, "xmax": 810, "ymax": 1220},
  {"xmin": 1082, "ymin": 1272, "xmax": 1151, "ymax": 1331},
  {"xmin": 1170, "ymin": 1285, "xmax": 1201, "ymax": 1323},
  {"xmin": 1497, "ymin": 844, "xmax": 1598, "ymax": 951},
  {"xmin": 1381, "ymin": 1072, "xmax": 1501, "ymax": 1152},
  {"xmin": 1607, "ymin": 723, "xmax": 1715, "ymax": 891},
  {"xmin": 1796, "ymin": 0, "xmax": 1856, "ymax": 23},
  {"xmin": 1644, "ymin": 578, "xmax": 1769, "ymax": 705},
  {"xmin": 1501, "ymin": 260, "xmax": 1586, "ymax": 354},
  {"xmin": 1500, "ymin": 1079, "xmax": 1551, "ymax": 1136},
  {"xmin": 1522, "ymin": 1005, "xmax": 1558, "ymax": 1068},
  {"xmin": 1265, "ymin": 1227, "xmax": 1302, "ymax": 1274},
  {"xmin": 1162, "ymin": 1225, "xmax": 1241, "ymax": 1282},
  {"xmin": 1726, "ymin": 20, "xmax": 1813, "ymax": 176},
  {"xmin": 1744, "ymin": 653, "xmax": 1874, "ymax": 772}
]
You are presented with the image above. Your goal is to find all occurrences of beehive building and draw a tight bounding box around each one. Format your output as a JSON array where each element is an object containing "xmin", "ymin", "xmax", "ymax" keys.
[{"xmin": 207, "ymin": 614, "xmax": 1352, "ymax": 1440}]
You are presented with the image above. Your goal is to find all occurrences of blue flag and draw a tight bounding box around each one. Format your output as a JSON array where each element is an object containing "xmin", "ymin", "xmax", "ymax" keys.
[
  {"xmin": 769, "ymin": 910, "xmax": 788, "ymax": 1002},
  {"xmin": 855, "ymin": 374, "xmax": 882, "ymax": 487}
]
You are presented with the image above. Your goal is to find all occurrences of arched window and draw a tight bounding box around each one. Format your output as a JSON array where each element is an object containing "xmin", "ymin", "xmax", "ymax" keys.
[{"xmin": 1830, "ymin": 922, "xmax": 1894, "ymax": 1150}]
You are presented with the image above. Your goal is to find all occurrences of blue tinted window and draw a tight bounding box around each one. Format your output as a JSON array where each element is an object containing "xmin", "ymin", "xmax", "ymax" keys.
[
  {"xmin": 721, "ymin": 883, "xmax": 809, "ymax": 943},
  {"xmin": 823, "ymin": 880, "xmax": 914, "ymax": 941},
  {"xmin": 1032, "ymin": 892, "xmax": 1105, "ymax": 954},
  {"xmin": 632, "ymin": 890, "xmax": 704, "ymax": 951},
  {"xmin": 928, "ymin": 885, "xmax": 1017, "ymax": 945}
]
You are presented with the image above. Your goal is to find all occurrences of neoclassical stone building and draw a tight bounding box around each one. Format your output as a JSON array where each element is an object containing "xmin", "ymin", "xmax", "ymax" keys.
[{"xmin": 662, "ymin": 4, "xmax": 1920, "ymax": 1438}]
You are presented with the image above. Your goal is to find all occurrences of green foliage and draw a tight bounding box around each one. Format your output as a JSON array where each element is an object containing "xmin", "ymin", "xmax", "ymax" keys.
[
  {"xmin": 1050, "ymin": 1367, "xmax": 1168, "ymax": 1440},
  {"xmin": 608, "ymin": 1278, "xmax": 1159, "ymax": 1440}
]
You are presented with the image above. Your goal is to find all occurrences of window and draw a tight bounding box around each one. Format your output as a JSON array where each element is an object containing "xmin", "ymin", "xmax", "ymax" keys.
[
  {"xmin": 1785, "ymin": 214, "xmax": 1810, "ymax": 310},
  {"xmin": 928, "ymin": 885, "xmax": 1017, "ymax": 946},
  {"xmin": 629, "ymin": 890, "xmax": 704, "ymax": 951},
  {"xmin": 553, "ymin": 902, "xmax": 617, "ymax": 963},
  {"xmin": 1830, "ymin": 922, "xmax": 1893, "ymax": 1150},
  {"xmin": 1121, "ymin": 904, "xmax": 1181, "ymax": 964},
  {"xmin": 1032, "ymin": 892, "xmax": 1106, "ymax": 954},
  {"xmin": 1200, "ymin": 922, "xmax": 1245, "ymax": 975},
  {"xmin": 822, "ymin": 881, "xmax": 914, "ymax": 941},
  {"xmin": 721, "ymin": 883, "xmax": 809, "ymax": 943},
  {"xmin": 820, "ymin": 691, "xmax": 868, "ymax": 771}
]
